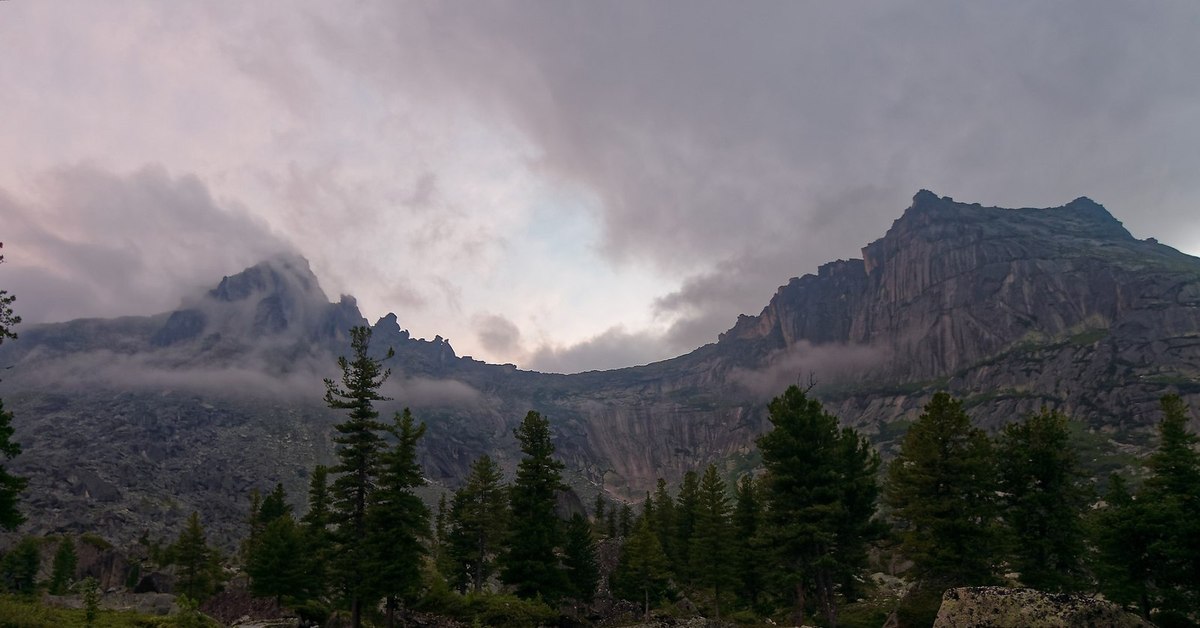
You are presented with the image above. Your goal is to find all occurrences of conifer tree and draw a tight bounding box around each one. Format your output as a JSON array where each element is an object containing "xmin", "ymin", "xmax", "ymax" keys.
[
  {"xmin": 690, "ymin": 464, "xmax": 735, "ymax": 619},
  {"xmin": 501, "ymin": 410, "xmax": 568, "ymax": 600},
  {"xmin": 325, "ymin": 326, "xmax": 392, "ymax": 627},
  {"xmin": 447, "ymin": 454, "xmax": 508, "ymax": 593},
  {"xmin": 673, "ymin": 470, "xmax": 700, "ymax": 584},
  {"xmin": 606, "ymin": 508, "xmax": 618, "ymax": 538},
  {"xmin": 997, "ymin": 408, "xmax": 1089, "ymax": 591},
  {"xmin": 173, "ymin": 512, "xmax": 220, "ymax": 602},
  {"xmin": 0, "ymin": 245, "xmax": 25, "ymax": 532},
  {"xmin": 592, "ymin": 494, "xmax": 607, "ymax": 536},
  {"xmin": 247, "ymin": 515, "xmax": 310, "ymax": 604},
  {"xmin": 651, "ymin": 478, "xmax": 676, "ymax": 571},
  {"xmin": 732, "ymin": 474, "xmax": 764, "ymax": 609},
  {"xmin": 563, "ymin": 513, "xmax": 600, "ymax": 602},
  {"xmin": 618, "ymin": 503, "xmax": 633, "ymax": 538},
  {"xmin": 0, "ymin": 537, "xmax": 38, "ymax": 593},
  {"xmin": 259, "ymin": 483, "xmax": 291, "ymax": 523},
  {"xmin": 758, "ymin": 385, "xmax": 883, "ymax": 627},
  {"xmin": 300, "ymin": 465, "xmax": 332, "ymax": 600},
  {"xmin": 1094, "ymin": 394, "xmax": 1200, "ymax": 618},
  {"xmin": 885, "ymin": 392, "xmax": 999, "ymax": 588},
  {"xmin": 367, "ymin": 408, "xmax": 431, "ymax": 627},
  {"xmin": 49, "ymin": 536, "xmax": 78, "ymax": 595},
  {"xmin": 612, "ymin": 516, "xmax": 671, "ymax": 620}
]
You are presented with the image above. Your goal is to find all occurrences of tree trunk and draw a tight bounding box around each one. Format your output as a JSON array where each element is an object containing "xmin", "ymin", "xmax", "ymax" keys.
[
  {"xmin": 386, "ymin": 595, "xmax": 396, "ymax": 628},
  {"xmin": 792, "ymin": 581, "xmax": 806, "ymax": 626},
  {"xmin": 644, "ymin": 586, "xmax": 650, "ymax": 621},
  {"xmin": 351, "ymin": 597, "xmax": 361, "ymax": 628}
]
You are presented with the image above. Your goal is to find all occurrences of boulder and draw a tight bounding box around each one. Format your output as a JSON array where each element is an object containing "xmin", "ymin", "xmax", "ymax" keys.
[{"xmin": 934, "ymin": 587, "xmax": 1153, "ymax": 628}]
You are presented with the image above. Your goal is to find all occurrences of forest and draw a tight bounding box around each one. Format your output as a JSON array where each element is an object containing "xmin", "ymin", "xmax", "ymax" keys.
[{"xmin": 1, "ymin": 324, "xmax": 1198, "ymax": 627}]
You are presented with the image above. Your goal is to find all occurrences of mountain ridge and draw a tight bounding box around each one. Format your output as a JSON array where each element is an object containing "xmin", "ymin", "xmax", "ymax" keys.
[{"xmin": 3, "ymin": 190, "xmax": 1198, "ymax": 547}]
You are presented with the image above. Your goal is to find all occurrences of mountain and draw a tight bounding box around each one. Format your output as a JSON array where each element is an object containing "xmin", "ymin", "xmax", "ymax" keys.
[{"xmin": 2, "ymin": 191, "xmax": 1198, "ymax": 547}]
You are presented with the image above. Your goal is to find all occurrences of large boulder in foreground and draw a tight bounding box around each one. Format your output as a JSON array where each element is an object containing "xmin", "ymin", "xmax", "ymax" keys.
[{"xmin": 933, "ymin": 587, "xmax": 1152, "ymax": 628}]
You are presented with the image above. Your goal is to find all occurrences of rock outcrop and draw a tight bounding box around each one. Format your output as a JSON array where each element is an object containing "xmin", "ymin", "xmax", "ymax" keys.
[
  {"xmin": 933, "ymin": 587, "xmax": 1152, "ymax": 628},
  {"xmin": 2, "ymin": 192, "xmax": 1198, "ymax": 545}
]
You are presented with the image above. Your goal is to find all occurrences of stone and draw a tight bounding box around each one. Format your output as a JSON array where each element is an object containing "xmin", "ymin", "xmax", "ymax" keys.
[{"xmin": 933, "ymin": 587, "xmax": 1153, "ymax": 628}]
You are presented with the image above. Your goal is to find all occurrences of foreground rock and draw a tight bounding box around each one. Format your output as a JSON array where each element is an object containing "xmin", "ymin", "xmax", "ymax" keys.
[{"xmin": 933, "ymin": 587, "xmax": 1152, "ymax": 628}]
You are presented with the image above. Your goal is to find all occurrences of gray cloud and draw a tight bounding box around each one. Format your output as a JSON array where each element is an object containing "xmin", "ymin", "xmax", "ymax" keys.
[
  {"xmin": 729, "ymin": 341, "xmax": 892, "ymax": 400},
  {"xmin": 0, "ymin": 164, "xmax": 291, "ymax": 324},
  {"xmin": 279, "ymin": 1, "xmax": 1200, "ymax": 358},
  {"xmin": 474, "ymin": 314, "xmax": 522, "ymax": 358},
  {"xmin": 527, "ymin": 326, "xmax": 674, "ymax": 374}
]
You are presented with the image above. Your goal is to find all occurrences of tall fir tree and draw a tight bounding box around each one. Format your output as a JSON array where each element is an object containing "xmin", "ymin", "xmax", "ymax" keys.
[
  {"xmin": 563, "ymin": 513, "xmax": 600, "ymax": 603},
  {"xmin": 997, "ymin": 408, "xmax": 1089, "ymax": 592},
  {"xmin": 732, "ymin": 474, "xmax": 764, "ymax": 609},
  {"xmin": 247, "ymin": 515, "xmax": 311, "ymax": 604},
  {"xmin": 1094, "ymin": 394, "xmax": 1200, "ymax": 619},
  {"xmin": 885, "ymin": 392, "xmax": 999, "ymax": 588},
  {"xmin": 49, "ymin": 536, "xmax": 78, "ymax": 595},
  {"xmin": 618, "ymin": 503, "xmax": 634, "ymax": 538},
  {"xmin": 173, "ymin": 512, "xmax": 220, "ymax": 602},
  {"xmin": 501, "ymin": 410, "xmax": 568, "ymax": 600},
  {"xmin": 592, "ymin": 494, "xmax": 607, "ymax": 537},
  {"xmin": 367, "ymin": 408, "xmax": 431, "ymax": 627},
  {"xmin": 324, "ymin": 325, "xmax": 392, "ymax": 628},
  {"xmin": 0, "ymin": 244, "xmax": 25, "ymax": 532},
  {"xmin": 673, "ymin": 470, "xmax": 700, "ymax": 585},
  {"xmin": 690, "ymin": 465, "xmax": 735, "ymax": 619},
  {"xmin": 651, "ymin": 478, "xmax": 677, "ymax": 573},
  {"xmin": 612, "ymin": 515, "xmax": 671, "ymax": 620},
  {"xmin": 758, "ymin": 385, "xmax": 883, "ymax": 627},
  {"xmin": 447, "ymin": 454, "xmax": 509, "ymax": 593},
  {"xmin": 0, "ymin": 537, "xmax": 38, "ymax": 593},
  {"xmin": 300, "ymin": 465, "xmax": 332, "ymax": 600}
]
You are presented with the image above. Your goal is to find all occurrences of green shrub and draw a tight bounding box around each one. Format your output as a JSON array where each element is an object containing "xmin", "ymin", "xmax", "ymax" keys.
[{"xmin": 464, "ymin": 593, "xmax": 556, "ymax": 628}]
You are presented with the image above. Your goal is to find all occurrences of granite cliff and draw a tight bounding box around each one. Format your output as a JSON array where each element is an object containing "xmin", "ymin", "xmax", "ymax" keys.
[{"xmin": 2, "ymin": 192, "xmax": 1198, "ymax": 546}]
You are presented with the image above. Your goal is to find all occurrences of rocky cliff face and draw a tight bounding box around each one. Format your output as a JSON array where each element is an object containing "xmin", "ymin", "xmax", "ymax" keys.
[{"xmin": 2, "ymin": 192, "xmax": 1198, "ymax": 546}]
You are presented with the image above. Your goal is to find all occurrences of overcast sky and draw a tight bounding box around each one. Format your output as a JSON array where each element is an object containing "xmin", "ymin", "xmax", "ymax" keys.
[{"xmin": 1, "ymin": 2, "xmax": 1198, "ymax": 373}]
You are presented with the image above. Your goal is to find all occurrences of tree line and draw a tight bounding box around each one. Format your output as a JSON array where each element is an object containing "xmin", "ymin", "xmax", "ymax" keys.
[{"xmin": 0, "ymin": 319, "xmax": 1198, "ymax": 627}]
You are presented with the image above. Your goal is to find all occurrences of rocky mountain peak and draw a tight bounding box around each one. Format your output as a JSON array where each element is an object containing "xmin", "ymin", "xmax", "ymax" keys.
[{"xmin": 209, "ymin": 253, "xmax": 322, "ymax": 303}]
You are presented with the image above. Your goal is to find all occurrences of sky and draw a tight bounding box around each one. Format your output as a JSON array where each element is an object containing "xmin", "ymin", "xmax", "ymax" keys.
[{"xmin": 1, "ymin": 2, "xmax": 1198, "ymax": 373}]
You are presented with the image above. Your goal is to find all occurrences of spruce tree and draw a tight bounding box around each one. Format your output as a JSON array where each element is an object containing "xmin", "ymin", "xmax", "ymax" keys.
[
  {"xmin": 592, "ymin": 494, "xmax": 607, "ymax": 537},
  {"xmin": 501, "ymin": 410, "xmax": 568, "ymax": 600},
  {"xmin": 247, "ymin": 515, "xmax": 310, "ymax": 604},
  {"xmin": 300, "ymin": 465, "xmax": 332, "ymax": 600},
  {"xmin": 997, "ymin": 408, "xmax": 1089, "ymax": 591},
  {"xmin": 690, "ymin": 464, "xmax": 735, "ymax": 619},
  {"xmin": 618, "ymin": 503, "xmax": 633, "ymax": 538},
  {"xmin": 173, "ymin": 512, "xmax": 219, "ymax": 602},
  {"xmin": 612, "ymin": 516, "xmax": 671, "ymax": 620},
  {"xmin": 367, "ymin": 408, "xmax": 431, "ymax": 627},
  {"xmin": 651, "ymin": 478, "xmax": 676, "ymax": 572},
  {"xmin": 673, "ymin": 470, "xmax": 700, "ymax": 584},
  {"xmin": 563, "ymin": 513, "xmax": 600, "ymax": 602},
  {"xmin": 325, "ymin": 325, "xmax": 392, "ymax": 627},
  {"xmin": 49, "ymin": 536, "xmax": 78, "ymax": 595},
  {"xmin": 1092, "ymin": 474, "xmax": 1155, "ymax": 617},
  {"xmin": 0, "ymin": 245, "xmax": 25, "ymax": 532},
  {"xmin": 885, "ymin": 392, "xmax": 999, "ymax": 588},
  {"xmin": 447, "ymin": 454, "xmax": 508, "ymax": 593},
  {"xmin": 732, "ymin": 474, "xmax": 764, "ymax": 609},
  {"xmin": 0, "ymin": 537, "xmax": 38, "ymax": 593},
  {"xmin": 606, "ymin": 509, "xmax": 618, "ymax": 538},
  {"xmin": 758, "ymin": 385, "xmax": 883, "ymax": 627}
]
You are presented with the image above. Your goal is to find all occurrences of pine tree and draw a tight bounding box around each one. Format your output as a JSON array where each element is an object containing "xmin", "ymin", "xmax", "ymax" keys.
[
  {"xmin": 247, "ymin": 515, "xmax": 310, "ymax": 604},
  {"xmin": 300, "ymin": 465, "xmax": 332, "ymax": 601},
  {"xmin": 651, "ymin": 478, "xmax": 676, "ymax": 573},
  {"xmin": 690, "ymin": 464, "xmax": 735, "ymax": 619},
  {"xmin": 612, "ymin": 516, "xmax": 671, "ymax": 620},
  {"xmin": 0, "ymin": 245, "xmax": 25, "ymax": 532},
  {"xmin": 732, "ymin": 474, "xmax": 764, "ymax": 609},
  {"xmin": 592, "ymin": 494, "xmax": 607, "ymax": 537},
  {"xmin": 447, "ymin": 454, "xmax": 508, "ymax": 593},
  {"xmin": 259, "ymin": 483, "xmax": 291, "ymax": 524},
  {"xmin": 325, "ymin": 325, "xmax": 392, "ymax": 627},
  {"xmin": 758, "ymin": 385, "xmax": 883, "ymax": 627},
  {"xmin": 501, "ymin": 410, "xmax": 568, "ymax": 600},
  {"xmin": 173, "ymin": 512, "xmax": 220, "ymax": 602},
  {"xmin": 673, "ymin": 470, "xmax": 700, "ymax": 584},
  {"xmin": 885, "ymin": 392, "xmax": 999, "ymax": 588},
  {"xmin": 49, "ymin": 536, "xmax": 78, "ymax": 595},
  {"xmin": 367, "ymin": 408, "xmax": 431, "ymax": 627},
  {"xmin": 997, "ymin": 408, "xmax": 1089, "ymax": 592},
  {"xmin": 606, "ymin": 509, "xmax": 618, "ymax": 538},
  {"xmin": 1091, "ymin": 474, "xmax": 1155, "ymax": 618},
  {"xmin": 0, "ymin": 537, "xmax": 38, "ymax": 593},
  {"xmin": 618, "ymin": 503, "xmax": 633, "ymax": 538},
  {"xmin": 563, "ymin": 513, "xmax": 600, "ymax": 602}
]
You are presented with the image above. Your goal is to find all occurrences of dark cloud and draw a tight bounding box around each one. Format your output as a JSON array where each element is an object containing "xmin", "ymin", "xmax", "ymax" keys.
[
  {"xmin": 282, "ymin": 1, "xmax": 1200, "ymax": 357},
  {"xmin": 0, "ymin": 164, "xmax": 292, "ymax": 323},
  {"xmin": 527, "ymin": 326, "xmax": 674, "ymax": 374},
  {"xmin": 474, "ymin": 313, "xmax": 522, "ymax": 358}
]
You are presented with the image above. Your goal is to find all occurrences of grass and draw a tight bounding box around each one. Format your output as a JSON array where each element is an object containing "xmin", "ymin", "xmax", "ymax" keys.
[{"xmin": 0, "ymin": 595, "xmax": 213, "ymax": 628}]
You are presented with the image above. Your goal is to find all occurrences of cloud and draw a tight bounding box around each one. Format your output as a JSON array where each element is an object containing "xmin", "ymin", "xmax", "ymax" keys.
[
  {"xmin": 0, "ymin": 164, "xmax": 292, "ymax": 324},
  {"xmin": 474, "ymin": 314, "xmax": 523, "ymax": 358},
  {"xmin": 729, "ymin": 341, "xmax": 892, "ymax": 400},
  {"xmin": 526, "ymin": 326, "xmax": 675, "ymax": 374}
]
